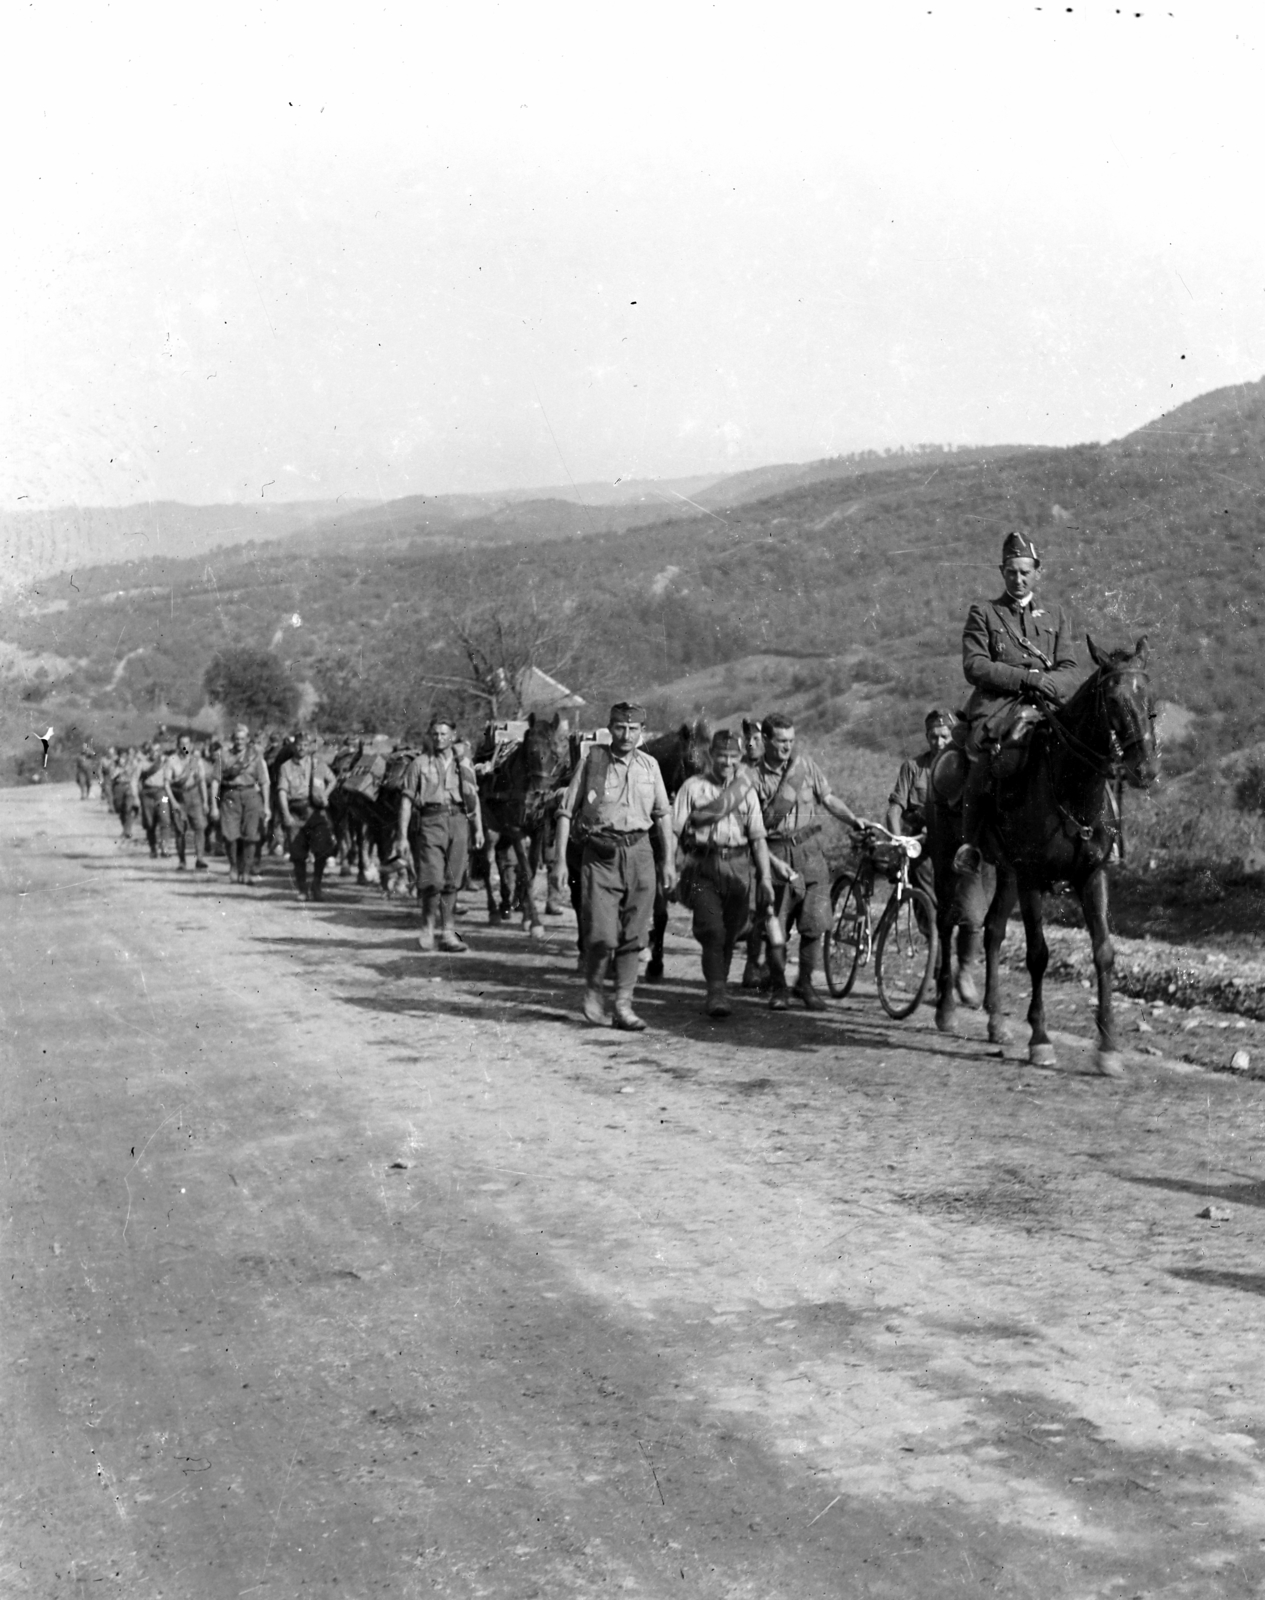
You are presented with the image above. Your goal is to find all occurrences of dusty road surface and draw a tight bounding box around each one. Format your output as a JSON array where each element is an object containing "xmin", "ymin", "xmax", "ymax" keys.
[{"xmin": 6, "ymin": 785, "xmax": 1265, "ymax": 1598}]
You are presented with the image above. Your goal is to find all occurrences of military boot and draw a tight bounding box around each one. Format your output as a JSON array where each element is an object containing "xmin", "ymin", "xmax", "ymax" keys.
[
  {"xmin": 792, "ymin": 936, "xmax": 828, "ymax": 1011},
  {"xmin": 767, "ymin": 944, "xmax": 790, "ymax": 1010},
  {"xmin": 292, "ymin": 858, "xmax": 309, "ymax": 900},
  {"xmin": 952, "ymin": 754, "xmax": 992, "ymax": 876},
  {"xmin": 310, "ymin": 860, "xmax": 326, "ymax": 902},
  {"xmin": 612, "ymin": 950, "xmax": 647, "ymax": 1031}
]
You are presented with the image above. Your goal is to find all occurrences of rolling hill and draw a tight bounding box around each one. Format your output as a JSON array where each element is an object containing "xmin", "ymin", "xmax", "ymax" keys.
[{"xmin": 3, "ymin": 375, "xmax": 1264, "ymax": 779}]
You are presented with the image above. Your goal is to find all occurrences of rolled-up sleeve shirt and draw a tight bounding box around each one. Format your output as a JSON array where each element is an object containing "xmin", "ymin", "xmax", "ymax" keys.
[
  {"xmin": 559, "ymin": 747, "xmax": 669, "ymax": 833},
  {"xmin": 672, "ymin": 773, "xmax": 765, "ymax": 848}
]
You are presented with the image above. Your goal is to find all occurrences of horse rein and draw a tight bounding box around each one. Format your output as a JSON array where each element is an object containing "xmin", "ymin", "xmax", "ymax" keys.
[{"xmin": 1041, "ymin": 664, "xmax": 1153, "ymax": 848}]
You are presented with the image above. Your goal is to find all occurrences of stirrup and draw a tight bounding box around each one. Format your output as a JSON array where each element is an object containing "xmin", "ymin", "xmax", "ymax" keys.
[{"xmin": 953, "ymin": 843, "xmax": 983, "ymax": 875}]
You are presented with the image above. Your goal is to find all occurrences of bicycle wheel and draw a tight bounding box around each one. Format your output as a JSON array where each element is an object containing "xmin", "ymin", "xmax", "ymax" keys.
[
  {"xmin": 874, "ymin": 887, "xmax": 938, "ymax": 1019},
  {"xmin": 823, "ymin": 871, "xmax": 871, "ymax": 998}
]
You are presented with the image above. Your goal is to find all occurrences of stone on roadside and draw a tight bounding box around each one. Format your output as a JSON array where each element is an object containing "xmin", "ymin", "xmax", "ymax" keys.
[
  {"xmin": 1136, "ymin": 1018, "xmax": 1153, "ymax": 1033},
  {"xmin": 1198, "ymin": 1205, "xmax": 1232, "ymax": 1221},
  {"xmin": 1230, "ymin": 1049, "xmax": 1251, "ymax": 1073}
]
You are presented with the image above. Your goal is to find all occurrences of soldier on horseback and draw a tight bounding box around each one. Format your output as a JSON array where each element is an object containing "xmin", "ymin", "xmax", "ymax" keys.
[{"xmin": 953, "ymin": 532, "xmax": 1081, "ymax": 877}]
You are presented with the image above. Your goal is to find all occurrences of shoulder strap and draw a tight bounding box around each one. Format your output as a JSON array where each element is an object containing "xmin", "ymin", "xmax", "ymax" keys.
[
  {"xmin": 989, "ymin": 601, "xmax": 1054, "ymax": 671},
  {"xmin": 763, "ymin": 757, "xmax": 801, "ymax": 831}
]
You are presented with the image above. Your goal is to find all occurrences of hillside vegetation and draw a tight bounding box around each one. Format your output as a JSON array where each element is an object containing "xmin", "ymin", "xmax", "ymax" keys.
[{"xmin": 3, "ymin": 378, "xmax": 1264, "ymax": 779}]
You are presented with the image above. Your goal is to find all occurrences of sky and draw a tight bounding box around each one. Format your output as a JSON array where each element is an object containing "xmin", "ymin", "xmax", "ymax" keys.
[{"xmin": 2, "ymin": 0, "xmax": 1263, "ymax": 509}]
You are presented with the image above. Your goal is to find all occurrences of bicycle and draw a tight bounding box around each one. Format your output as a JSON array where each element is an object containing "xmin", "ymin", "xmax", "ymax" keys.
[{"xmin": 822, "ymin": 825, "xmax": 938, "ymax": 1019}]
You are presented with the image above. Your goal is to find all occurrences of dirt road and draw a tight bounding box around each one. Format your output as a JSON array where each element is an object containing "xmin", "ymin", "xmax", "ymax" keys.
[{"xmin": 5, "ymin": 785, "xmax": 1265, "ymax": 1598}]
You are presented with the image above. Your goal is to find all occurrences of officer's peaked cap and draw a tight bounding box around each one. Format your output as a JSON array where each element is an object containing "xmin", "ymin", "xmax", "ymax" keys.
[{"xmin": 1001, "ymin": 530, "xmax": 1041, "ymax": 567}]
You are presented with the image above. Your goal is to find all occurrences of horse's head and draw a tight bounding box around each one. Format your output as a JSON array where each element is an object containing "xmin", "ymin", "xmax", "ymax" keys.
[
  {"xmin": 681, "ymin": 716, "xmax": 713, "ymax": 777},
  {"xmin": 523, "ymin": 712, "xmax": 567, "ymax": 791},
  {"xmin": 741, "ymin": 718, "xmax": 763, "ymax": 764},
  {"xmin": 1087, "ymin": 635, "xmax": 1159, "ymax": 790}
]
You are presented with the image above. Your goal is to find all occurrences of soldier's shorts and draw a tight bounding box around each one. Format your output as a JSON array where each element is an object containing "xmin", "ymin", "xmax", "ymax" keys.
[
  {"xmin": 413, "ymin": 808, "xmax": 468, "ymax": 894},
  {"xmin": 580, "ymin": 833, "xmax": 656, "ymax": 955},
  {"xmin": 769, "ymin": 840, "xmax": 830, "ymax": 939},
  {"xmin": 287, "ymin": 801, "xmax": 336, "ymax": 862},
  {"xmin": 689, "ymin": 853, "xmax": 754, "ymax": 953},
  {"xmin": 220, "ymin": 786, "xmax": 266, "ymax": 843},
  {"xmin": 112, "ymin": 780, "xmax": 136, "ymax": 818}
]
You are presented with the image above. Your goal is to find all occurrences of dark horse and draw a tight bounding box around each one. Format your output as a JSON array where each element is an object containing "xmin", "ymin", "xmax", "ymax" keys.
[
  {"xmin": 927, "ymin": 637, "xmax": 1158, "ymax": 1077},
  {"xmin": 477, "ymin": 713, "xmax": 569, "ymax": 937},
  {"xmin": 641, "ymin": 717, "xmax": 713, "ymax": 981}
]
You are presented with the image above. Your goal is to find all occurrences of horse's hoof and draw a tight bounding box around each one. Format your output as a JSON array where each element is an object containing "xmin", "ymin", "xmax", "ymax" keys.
[
  {"xmin": 1029, "ymin": 1042, "xmax": 1057, "ymax": 1068},
  {"xmin": 988, "ymin": 1017, "xmax": 1013, "ymax": 1046},
  {"xmin": 955, "ymin": 965, "xmax": 982, "ymax": 1008},
  {"xmin": 935, "ymin": 1007, "xmax": 959, "ymax": 1035},
  {"xmin": 1096, "ymin": 1050, "xmax": 1126, "ymax": 1079},
  {"xmin": 645, "ymin": 959, "xmax": 665, "ymax": 983}
]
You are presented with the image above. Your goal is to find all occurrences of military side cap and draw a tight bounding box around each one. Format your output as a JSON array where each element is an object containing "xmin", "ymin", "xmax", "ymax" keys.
[
  {"xmin": 924, "ymin": 707, "xmax": 957, "ymax": 731},
  {"xmin": 1001, "ymin": 530, "xmax": 1041, "ymax": 567},
  {"xmin": 609, "ymin": 701, "xmax": 647, "ymax": 723},
  {"xmin": 710, "ymin": 728, "xmax": 742, "ymax": 753}
]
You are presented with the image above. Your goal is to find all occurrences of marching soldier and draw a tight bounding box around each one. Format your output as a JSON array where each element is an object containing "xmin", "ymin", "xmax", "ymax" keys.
[
  {"xmin": 276, "ymin": 731, "xmax": 338, "ymax": 900},
  {"xmin": 953, "ymin": 532, "xmax": 1080, "ymax": 875},
  {"xmin": 163, "ymin": 734, "xmax": 211, "ymax": 871},
  {"xmin": 672, "ymin": 728, "xmax": 775, "ymax": 1017},
  {"xmin": 690, "ymin": 711, "xmax": 872, "ymax": 1011},
  {"xmin": 137, "ymin": 741, "xmax": 172, "ymax": 857},
  {"xmin": 555, "ymin": 702, "xmax": 676, "ymax": 1031},
  {"xmin": 395, "ymin": 714, "xmax": 484, "ymax": 951},
  {"xmin": 111, "ymin": 746, "xmax": 141, "ymax": 842},
  {"xmin": 210, "ymin": 723, "xmax": 271, "ymax": 885}
]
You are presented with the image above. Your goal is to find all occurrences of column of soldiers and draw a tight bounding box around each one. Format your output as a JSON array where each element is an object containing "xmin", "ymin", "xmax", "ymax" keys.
[{"xmin": 82, "ymin": 524, "xmax": 1084, "ymax": 1029}]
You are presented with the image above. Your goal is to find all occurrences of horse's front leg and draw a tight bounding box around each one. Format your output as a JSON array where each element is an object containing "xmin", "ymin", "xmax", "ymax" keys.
[
  {"xmin": 517, "ymin": 836, "xmax": 543, "ymax": 937},
  {"xmin": 984, "ymin": 871, "xmax": 1018, "ymax": 1048},
  {"xmin": 483, "ymin": 833, "xmax": 503, "ymax": 923},
  {"xmin": 1017, "ymin": 883, "xmax": 1054, "ymax": 1067},
  {"xmin": 1079, "ymin": 866, "xmax": 1124, "ymax": 1077},
  {"xmin": 933, "ymin": 891, "xmax": 959, "ymax": 1034}
]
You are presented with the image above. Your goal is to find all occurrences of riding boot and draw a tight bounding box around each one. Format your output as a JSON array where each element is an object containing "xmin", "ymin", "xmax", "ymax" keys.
[
  {"xmin": 955, "ymin": 925, "xmax": 984, "ymax": 1007},
  {"xmin": 612, "ymin": 949, "xmax": 647, "ymax": 1031},
  {"xmin": 767, "ymin": 942, "xmax": 790, "ymax": 1010},
  {"xmin": 583, "ymin": 945, "xmax": 611, "ymax": 1026},
  {"xmin": 437, "ymin": 889, "xmax": 468, "ymax": 952},
  {"xmin": 793, "ymin": 935, "xmax": 828, "ymax": 1011},
  {"xmin": 953, "ymin": 753, "xmax": 992, "ymax": 876},
  {"xmin": 417, "ymin": 888, "xmax": 439, "ymax": 950}
]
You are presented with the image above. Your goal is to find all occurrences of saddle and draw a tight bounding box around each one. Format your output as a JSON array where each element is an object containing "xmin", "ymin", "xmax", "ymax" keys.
[{"xmin": 931, "ymin": 703, "xmax": 1046, "ymax": 812}]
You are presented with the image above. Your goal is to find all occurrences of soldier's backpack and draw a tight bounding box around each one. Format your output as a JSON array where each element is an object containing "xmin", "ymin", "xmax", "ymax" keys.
[{"xmin": 381, "ymin": 749, "xmax": 417, "ymax": 794}]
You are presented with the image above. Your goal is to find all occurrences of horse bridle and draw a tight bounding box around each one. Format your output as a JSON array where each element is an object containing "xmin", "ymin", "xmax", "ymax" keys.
[{"xmin": 1044, "ymin": 664, "xmax": 1154, "ymax": 783}]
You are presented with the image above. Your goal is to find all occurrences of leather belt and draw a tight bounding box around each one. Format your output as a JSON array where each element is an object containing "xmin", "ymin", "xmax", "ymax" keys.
[
  {"xmin": 690, "ymin": 842, "xmax": 750, "ymax": 860},
  {"xmin": 420, "ymin": 802, "xmax": 462, "ymax": 813},
  {"xmin": 768, "ymin": 823, "xmax": 822, "ymax": 846}
]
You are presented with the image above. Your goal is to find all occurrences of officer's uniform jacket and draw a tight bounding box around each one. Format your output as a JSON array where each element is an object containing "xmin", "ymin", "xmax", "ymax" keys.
[
  {"xmin": 962, "ymin": 593, "xmax": 1080, "ymax": 740},
  {"xmin": 559, "ymin": 747, "xmax": 669, "ymax": 836},
  {"xmin": 401, "ymin": 749, "xmax": 481, "ymax": 820}
]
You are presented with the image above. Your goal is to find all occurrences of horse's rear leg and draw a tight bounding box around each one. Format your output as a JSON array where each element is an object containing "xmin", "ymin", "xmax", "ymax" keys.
[
  {"xmin": 984, "ymin": 872, "xmax": 1018, "ymax": 1048},
  {"xmin": 1079, "ymin": 867, "xmax": 1124, "ymax": 1077},
  {"xmin": 645, "ymin": 893, "xmax": 667, "ymax": 982},
  {"xmin": 1017, "ymin": 884, "xmax": 1054, "ymax": 1066}
]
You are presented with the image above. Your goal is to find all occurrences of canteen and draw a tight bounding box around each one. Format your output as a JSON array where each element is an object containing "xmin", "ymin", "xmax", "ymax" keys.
[{"xmin": 764, "ymin": 909, "xmax": 787, "ymax": 949}]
